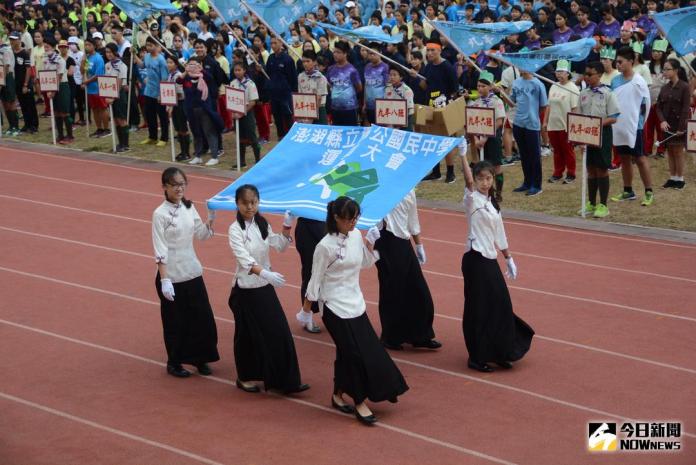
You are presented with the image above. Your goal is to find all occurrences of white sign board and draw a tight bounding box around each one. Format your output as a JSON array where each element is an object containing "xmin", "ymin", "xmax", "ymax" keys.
[
  {"xmin": 375, "ymin": 98, "xmax": 408, "ymax": 127},
  {"xmin": 225, "ymin": 86, "xmax": 246, "ymax": 115},
  {"xmin": 159, "ymin": 82, "xmax": 178, "ymax": 106},
  {"xmin": 39, "ymin": 70, "xmax": 59, "ymax": 92},
  {"xmin": 567, "ymin": 113, "xmax": 603, "ymax": 147},
  {"xmin": 97, "ymin": 75, "xmax": 119, "ymax": 99}
]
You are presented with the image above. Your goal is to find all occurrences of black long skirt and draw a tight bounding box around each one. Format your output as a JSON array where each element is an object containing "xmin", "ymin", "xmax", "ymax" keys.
[
  {"xmin": 461, "ymin": 250, "xmax": 534, "ymax": 363},
  {"xmin": 294, "ymin": 217, "xmax": 326, "ymax": 314},
  {"xmin": 228, "ymin": 284, "xmax": 303, "ymax": 391},
  {"xmin": 155, "ymin": 273, "xmax": 220, "ymax": 366},
  {"xmin": 374, "ymin": 229, "xmax": 435, "ymax": 345},
  {"xmin": 322, "ymin": 306, "xmax": 409, "ymax": 405}
]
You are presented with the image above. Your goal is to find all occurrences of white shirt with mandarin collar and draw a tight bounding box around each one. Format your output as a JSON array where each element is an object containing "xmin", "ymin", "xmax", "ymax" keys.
[
  {"xmin": 305, "ymin": 229, "xmax": 379, "ymax": 319},
  {"xmin": 228, "ymin": 218, "xmax": 291, "ymax": 289},
  {"xmin": 463, "ymin": 188, "xmax": 508, "ymax": 260},
  {"xmin": 382, "ymin": 189, "xmax": 420, "ymax": 240},
  {"xmin": 152, "ymin": 200, "xmax": 213, "ymax": 283}
]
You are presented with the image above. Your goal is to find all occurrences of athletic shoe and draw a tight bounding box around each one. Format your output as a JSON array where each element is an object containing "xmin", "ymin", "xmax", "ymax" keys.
[
  {"xmin": 611, "ymin": 191, "xmax": 637, "ymax": 202},
  {"xmin": 662, "ymin": 179, "xmax": 676, "ymax": 189},
  {"xmin": 512, "ymin": 185, "xmax": 529, "ymax": 192},
  {"xmin": 593, "ymin": 203, "xmax": 610, "ymax": 218},
  {"xmin": 501, "ymin": 157, "xmax": 516, "ymax": 166},
  {"xmin": 155, "ymin": 140, "xmax": 167, "ymax": 147},
  {"xmin": 258, "ymin": 138, "xmax": 269, "ymax": 145},
  {"xmin": 216, "ymin": 149, "xmax": 224, "ymax": 157},
  {"xmin": 116, "ymin": 145, "xmax": 131, "ymax": 153},
  {"xmin": 89, "ymin": 130, "xmax": 102, "ymax": 138},
  {"xmin": 175, "ymin": 153, "xmax": 191, "ymax": 162},
  {"xmin": 540, "ymin": 145, "xmax": 552, "ymax": 157},
  {"xmin": 205, "ymin": 157, "xmax": 219, "ymax": 166},
  {"xmin": 510, "ymin": 154, "xmax": 521, "ymax": 163},
  {"xmin": 641, "ymin": 191, "xmax": 654, "ymax": 206},
  {"xmin": 526, "ymin": 187, "xmax": 543, "ymax": 196},
  {"xmin": 129, "ymin": 125, "xmax": 139, "ymax": 132},
  {"xmin": 98, "ymin": 129, "xmax": 111, "ymax": 138},
  {"xmin": 139, "ymin": 138, "xmax": 157, "ymax": 145},
  {"xmin": 673, "ymin": 181, "xmax": 686, "ymax": 190},
  {"xmin": 189, "ymin": 156, "xmax": 203, "ymax": 165},
  {"xmin": 547, "ymin": 175, "xmax": 563, "ymax": 183},
  {"xmin": 563, "ymin": 175, "xmax": 576, "ymax": 184},
  {"xmin": 421, "ymin": 173, "xmax": 441, "ymax": 181},
  {"xmin": 608, "ymin": 164, "xmax": 621, "ymax": 172},
  {"xmin": 578, "ymin": 202, "xmax": 595, "ymax": 216},
  {"xmin": 59, "ymin": 136, "xmax": 74, "ymax": 145},
  {"xmin": 445, "ymin": 172, "xmax": 455, "ymax": 184}
]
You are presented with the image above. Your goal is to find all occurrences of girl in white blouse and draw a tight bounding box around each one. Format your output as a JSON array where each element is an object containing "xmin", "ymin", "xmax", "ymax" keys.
[
  {"xmin": 152, "ymin": 167, "xmax": 219, "ymax": 378},
  {"xmin": 298, "ymin": 197, "xmax": 408, "ymax": 425},
  {"xmin": 228, "ymin": 184, "xmax": 309, "ymax": 395},
  {"xmin": 460, "ymin": 152, "xmax": 535, "ymax": 373}
]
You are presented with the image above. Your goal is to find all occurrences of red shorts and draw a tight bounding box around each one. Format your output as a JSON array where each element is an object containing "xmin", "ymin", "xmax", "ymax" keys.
[{"xmin": 88, "ymin": 94, "xmax": 108, "ymax": 109}]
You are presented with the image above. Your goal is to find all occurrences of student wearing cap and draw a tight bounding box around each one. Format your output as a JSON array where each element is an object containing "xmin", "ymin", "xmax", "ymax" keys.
[
  {"xmin": 93, "ymin": 32, "xmax": 107, "ymax": 62},
  {"xmin": 644, "ymin": 38, "xmax": 668, "ymax": 158},
  {"xmin": 468, "ymin": 71, "xmax": 506, "ymax": 201},
  {"xmin": 0, "ymin": 35, "xmax": 21, "ymax": 136},
  {"xmin": 544, "ymin": 60, "xmax": 579, "ymax": 184},
  {"xmin": 43, "ymin": 37, "xmax": 75, "ymax": 144},
  {"xmin": 599, "ymin": 47, "xmax": 619, "ymax": 86},
  {"xmin": 10, "ymin": 31, "xmax": 38, "ymax": 134},
  {"xmin": 104, "ymin": 43, "xmax": 130, "ymax": 152}
]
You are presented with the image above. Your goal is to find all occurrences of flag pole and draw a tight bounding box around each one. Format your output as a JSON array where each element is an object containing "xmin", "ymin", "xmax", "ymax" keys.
[
  {"xmin": 485, "ymin": 51, "xmax": 580, "ymax": 96},
  {"xmin": 126, "ymin": 47, "xmax": 134, "ymax": 127},
  {"xmin": 348, "ymin": 39, "xmax": 426, "ymax": 80},
  {"xmin": 240, "ymin": 0, "xmax": 302, "ymax": 60},
  {"xmin": 82, "ymin": 0, "xmax": 90, "ymax": 137}
]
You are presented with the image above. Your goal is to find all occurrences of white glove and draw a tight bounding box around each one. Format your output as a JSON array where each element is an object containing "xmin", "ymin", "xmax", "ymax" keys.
[
  {"xmin": 365, "ymin": 226, "xmax": 381, "ymax": 245},
  {"xmin": 161, "ymin": 278, "xmax": 175, "ymax": 301},
  {"xmin": 458, "ymin": 138, "xmax": 468, "ymax": 157},
  {"xmin": 283, "ymin": 210, "xmax": 295, "ymax": 228},
  {"xmin": 296, "ymin": 309, "xmax": 313, "ymax": 326},
  {"xmin": 505, "ymin": 256, "xmax": 517, "ymax": 280},
  {"xmin": 415, "ymin": 243, "xmax": 426, "ymax": 265},
  {"xmin": 260, "ymin": 269, "xmax": 286, "ymax": 287}
]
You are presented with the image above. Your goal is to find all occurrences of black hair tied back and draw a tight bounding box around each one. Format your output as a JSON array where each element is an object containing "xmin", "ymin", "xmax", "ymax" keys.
[
  {"xmin": 161, "ymin": 167, "xmax": 192, "ymax": 208},
  {"xmin": 235, "ymin": 184, "xmax": 269, "ymax": 239}
]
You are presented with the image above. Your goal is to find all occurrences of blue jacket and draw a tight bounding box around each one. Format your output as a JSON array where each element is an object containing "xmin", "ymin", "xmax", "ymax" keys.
[{"xmin": 264, "ymin": 51, "xmax": 297, "ymax": 102}]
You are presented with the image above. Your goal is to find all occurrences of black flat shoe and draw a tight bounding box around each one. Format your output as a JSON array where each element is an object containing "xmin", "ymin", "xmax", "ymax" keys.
[
  {"xmin": 331, "ymin": 396, "xmax": 355, "ymax": 414},
  {"xmin": 236, "ymin": 380, "xmax": 260, "ymax": 393},
  {"xmin": 284, "ymin": 383, "xmax": 310, "ymax": 394},
  {"xmin": 382, "ymin": 341, "xmax": 403, "ymax": 351},
  {"xmin": 355, "ymin": 410, "xmax": 377, "ymax": 426},
  {"xmin": 167, "ymin": 364, "xmax": 191, "ymax": 378},
  {"xmin": 495, "ymin": 361, "xmax": 513, "ymax": 369},
  {"xmin": 412, "ymin": 339, "xmax": 443, "ymax": 349},
  {"xmin": 467, "ymin": 359, "xmax": 494, "ymax": 373},
  {"xmin": 196, "ymin": 363, "xmax": 212, "ymax": 376},
  {"xmin": 388, "ymin": 397, "xmax": 398, "ymax": 404}
]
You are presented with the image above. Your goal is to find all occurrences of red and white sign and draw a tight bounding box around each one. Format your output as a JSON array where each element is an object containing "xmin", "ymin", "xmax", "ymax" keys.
[
  {"xmin": 687, "ymin": 120, "xmax": 696, "ymax": 153},
  {"xmin": 466, "ymin": 107, "xmax": 496, "ymax": 137},
  {"xmin": 375, "ymin": 99, "xmax": 408, "ymax": 127},
  {"xmin": 159, "ymin": 82, "xmax": 178, "ymax": 106},
  {"xmin": 567, "ymin": 112, "xmax": 603, "ymax": 147},
  {"xmin": 38, "ymin": 70, "xmax": 59, "ymax": 92},
  {"xmin": 97, "ymin": 75, "xmax": 119, "ymax": 99},
  {"xmin": 292, "ymin": 93, "xmax": 319, "ymax": 120},
  {"xmin": 225, "ymin": 86, "xmax": 246, "ymax": 115}
]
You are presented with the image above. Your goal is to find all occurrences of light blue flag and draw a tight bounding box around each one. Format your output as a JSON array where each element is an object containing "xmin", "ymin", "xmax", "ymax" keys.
[
  {"xmin": 245, "ymin": 0, "xmax": 316, "ymax": 36},
  {"xmin": 493, "ymin": 37, "xmax": 596, "ymax": 73},
  {"xmin": 209, "ymin": 0, "xmax": 247, "ymax": 23},
  {"xmin": 316, "ymin": 22, "xmax": 403, "ymax": 44},
  {"xmin": 433, "ymin": 20, "xmax": 534, "ymax": 56},
  {"xmin": 652, "ymin": 6, "xmax": 696, "ymax": 56},
  {"xmin": 207, "ymin": 124, "xmax": 463, "ymax": 229},
  {"xmin": 111, "ymin": 0, "xmax": 180, "ymax": 23}
]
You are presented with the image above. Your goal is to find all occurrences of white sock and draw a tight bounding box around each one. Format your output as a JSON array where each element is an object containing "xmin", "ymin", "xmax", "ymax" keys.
[
  {"xmin": 670, "ymin": 176, "xmax": 679, "ymax": 181},
  {"xmin": 676, "ymin": 176, "xmax": 684, "ymax": 182}
]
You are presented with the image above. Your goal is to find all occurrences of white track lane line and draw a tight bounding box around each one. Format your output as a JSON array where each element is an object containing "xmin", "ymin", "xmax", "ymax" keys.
[
  {"xmin": 0, "ymin": 318, "xmax": 518, "ymax": 465},
  {"xmin": 2, "ymin": 146, "xmax": 695, "ymax": 250},
  {"xmin": 0, "ymin": 390, "xmax": 227, "ymax": 465},
  {"xmin": 3, "ymin": 193, "xmax": 692, "ymax": 323},
  {"xmin": 1, "ymin": 265, "xmax": 694, "ymax": 441},
  {"xmin": 2, "ymin": 224, "xmax": 695, "ymax": 375}
]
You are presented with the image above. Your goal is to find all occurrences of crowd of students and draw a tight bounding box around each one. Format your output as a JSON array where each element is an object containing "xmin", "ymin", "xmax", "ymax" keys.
[{"xmin": 1, "ymin": 0, "xmax": 695, "ymax": 215}]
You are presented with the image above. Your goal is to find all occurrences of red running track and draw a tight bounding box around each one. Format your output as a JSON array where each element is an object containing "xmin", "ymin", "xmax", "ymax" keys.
[{"xmin": 1, "ymin": 145, "xmax": 695, "ymax": 465}]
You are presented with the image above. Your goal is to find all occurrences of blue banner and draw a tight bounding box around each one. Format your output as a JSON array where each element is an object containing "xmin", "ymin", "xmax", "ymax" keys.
[
  {"xmin": 316, "ymin": 22, "xmax": 403, "ymax": 44},
  {"xmin": 111, "ymin": 0, "xmax": 180, "ymax": 23},
  {"xmin": 207, "ymin": 124, "xmax": 463, "ymax": 229},
  {"xmin": 434, "ymin": 20, "xmax": 533, "ymax": 56},
  {"xmin": 209, "ymin": 0, "xmax": 247, "ymax": 24},
  {"xmin": 245, "ymin": 0, "xmax": 316, "ymax": 36},
  {"xmin": 493, "ymin": 37, "xmax": 596, "ymax": 72},
  {"xmin": 652, "ymin": 6, "xmax": 696, "ymax": 56}
]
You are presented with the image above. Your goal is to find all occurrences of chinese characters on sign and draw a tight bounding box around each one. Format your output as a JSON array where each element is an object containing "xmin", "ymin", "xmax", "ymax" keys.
[
  {"xmin": 225, "ymin": 86, "xmax": 246, "ymax": 115},
  {"xmin": 375, "ymin": 99, "xmax": 407, "ymax": 127},
  {"xmin": 97, "ymin": 76, "xmax": 119, "ymax": 99},
  {"xmin": 292, "ymin": 93, "xmax": 319, "ymax": 120},
  {"xmin": 466, "ymin": 107, "xmax": 495, "ymax": 137},
  {"xmin": 159, "ymin": 82, "xmax": 177, "ymax": 106},
  {"xmin": 687, "ymin": 120, "xmax": 696, "ymax": 153},
  {"xmin": 567, "ymin": 112, "xmax": 603, "ymax": 147},
  {"xmin": 38, "ymin": 70, "xmax": 59, "ymax": 92}
]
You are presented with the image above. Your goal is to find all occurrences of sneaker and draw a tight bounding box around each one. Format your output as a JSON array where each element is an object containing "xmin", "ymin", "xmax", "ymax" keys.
[
  {"xmin": 155, "ymin": 140, "xmax": 167, "ymax": 147},
  {"xmin": 640, "ymin": 191, "xmax": 654, "ymax": 206},
  {"xmin": 673, "ymin": 181, "xmax": 686, "ymax": 190},
  {"xmin": 525, "ymin": 187, "xmax": 543, "ymax": 196},
  {"xmin": 422, "ymin": 173, "xmax": 441, "ymax": 181},
  {"xmin": 205, "ymin": 157, "xmax": 219, "ymax": 166},
  {"xmin": 445, "ymin": 172, "xmax": 455, "ymax": 184},
  {"xmin": 662, "ymin": 179, "xmax": 676, "ymax": 189},
  {"xmin": 89, "ymin": 130, "xmax": 102, "ymax": 138},
  {"xmin": 608, "ymin": 164, "xmax": 621, "ymax": 172},
  {"xmin": 258, "ymin": 138, "xmax": 269, "ymax": 145},
  {"xmin": 175, "ymin": 153, "xmax": 191, "ymax": 162},
  {"xmin": 611, "ymin": 191, "xmax": 637, "ymax": 202},
  {"xmin": 578, "ymin": 202, "xmax": 595, "ymax": 216},
  {"xmin": 512, "ymin": 185, "xmax": 529, "ymax": 193},
  {"xmin": 216, "ymin": 149, "xmax": 224, "ymax": 157},
  {"xmin": 547, "ymin": 175, "xmax": 563, "ymax": 183},
  {"xmin": 540, "ymin": 145, "xmax": 552, "ymax": 157},
  {"xmin": 510, "ymin": 153, "xmax": 521, "ymax": 163},
  {"xmin": 593, "ymin": 203, "xmax": 610, "ymax": 218},
  {"xmin": 116, "ymin": 145, "xmax": 130, "ymax": 153},
  {"xmin": 139, "ymin": 138, "xmax": 157, "ymax": 145},
  {"xmin": 10, "ymin": 128, "xmax": 21, "ymax": 136},
  {"xmin": 501, "ymin": 157, "xmax": 516, "ymax": 166},
  {"xmin": 129, "ymin": 125, "xmax": 139, "ymax": 132},
  {"xmin": 189, "ymin": 156, "xmax": 203, "ymax": 165},
  {"xmin": 98, "ymin": 129, "xmax": 111, "ymax": 138},
  {"xmin": 58, "ymin": 136, "xmax": 74, "ymax": 145},
  {"xmin": 563, "ymin": 175, "xmax": 576, "ymax": 184}
]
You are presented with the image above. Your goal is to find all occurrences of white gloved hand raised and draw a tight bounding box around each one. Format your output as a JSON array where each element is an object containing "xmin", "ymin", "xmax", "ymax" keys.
[
  {"xmin": 283, "ymin": 210, "xmax": 295, "ymax": 228},
  {"xmin": 505, "ymin": 257, "xmax": 518, "ymax": 280},
  {"xmin": 415, "ymin": 243, "xmax": 426, "ymax": 265},
  {"xmin": 161, "ymin": 278, "xmax": 175, "ymax": 301},
  {"xmin": 260, "ymin": 269, "xmax": 286, "ymax": 287},
  {"xmin": 365, "ymin": 226, "xmax": 381, "ymax": 245}
]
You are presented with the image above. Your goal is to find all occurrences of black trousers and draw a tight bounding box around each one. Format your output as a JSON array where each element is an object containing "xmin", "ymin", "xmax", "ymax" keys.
[
  {"xmin": 294, "ymin": 218, "xmax": 326, "ymax": 313},
  {"xmin": 144, "ymin": 95, "xmax": 168, "ymax": 141},
  {"xmin": 374, "ymin": 229, "xmax": 435, "ymax": 345},
  {"xmin": 331, "ymin": 108, "xmax": 358, "ymax": 126},
  {"xmin": 270, "ymin": 99, "xmax": 292, "ymax": 140},
  {"xmin": 17, "ymin": 88, "xmax": 38, "ymax": 130}
]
